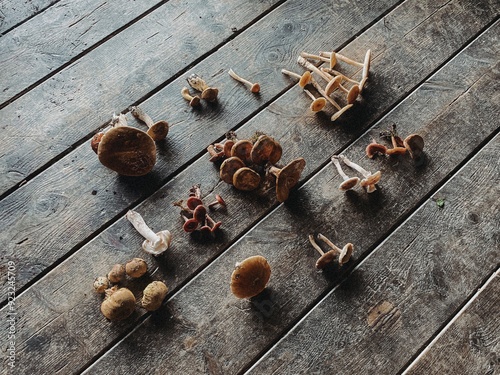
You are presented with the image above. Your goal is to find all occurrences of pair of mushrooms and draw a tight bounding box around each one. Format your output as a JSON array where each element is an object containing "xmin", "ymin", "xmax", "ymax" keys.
[
  {"xmin": 332, "ymin": 155, "xmax": 381, "ymax": 193},
  {"xmin": 366, "ymin": 125, "xmax": 425, "ymax": 160},
  {"xmin": 309, "ymin": 234, "xmax": 353, "ymax": 270},
  {"xmin": 91, "ymin": 108, "xmax": 169, "ymax": 176}
]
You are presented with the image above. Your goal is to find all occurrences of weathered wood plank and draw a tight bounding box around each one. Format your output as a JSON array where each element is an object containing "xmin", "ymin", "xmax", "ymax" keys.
[
  {"xmin": 0, "ymin": 0, "xmax": 286, "ymax": 194},
  {"xmin": 22, "ymin": 15, "xmax": 500, "ymax": 374},
  {"xmin": 246, "ymin": 136, "xmax": 500, "ymax": 375},
  {"xmin": 0, "ymin": 0, "xmax": 409, "ymax": 299},
  {"xmin": 403, "ymin": 269, "xmax": 500, "ymax": 375},
  {"xmin": 0, "ymin": 0, "xmax": 58, "ymax": 35}
]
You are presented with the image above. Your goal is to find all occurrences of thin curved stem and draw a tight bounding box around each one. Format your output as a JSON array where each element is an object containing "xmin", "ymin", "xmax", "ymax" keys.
[
  {"xmin": 308, "ymin": 235, "xmax": 324, "ymax": 256},
  {"xmin": 331, "ymin": 156, "xmax": 349, "ymax": 181},
  {"xmin": 339, "ymin": 155, "xmax": 370, "ymax": 177}
]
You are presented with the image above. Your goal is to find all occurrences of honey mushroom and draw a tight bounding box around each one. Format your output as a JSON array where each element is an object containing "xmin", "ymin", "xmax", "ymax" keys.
[
  {"xmin": 180, "ymin": 87, "xmax": 200, "ymax": 107},
  {"xmin": 228, "ymin": 68, "xmax": 260, "ymax": 93},
  {"xmin": 93, "ymin": 276, "xmax": 109, "ymax": 294},
  {"xmin": 308, "ymin": 75, "xmax": 343, "ymax": 111},
  {"xmin": 125, "ymin": 210, "xmax": 171, "ymax": 256},
  {"xmin": 142, "ymin": 281, "xmax": 168, "ymax": 311},
  {"xmin": 309, "ymin": 234, "xmax": 353, "ymax": 269},
  {"xmin": 220, "ymin": 156, "xmax": 246, "ymax": 184},
  {"xmin": 322, "ymin": 74, "xmax": 360, "ymax": 104},
  {"xmin": 101, "ymin": 286, "xmax": 136, "ymax": 321},
  {"xmin": 268, "ymin": 158, "xmax": 306, "ymax": 202},
  {"xmin": 233, "ymin": 167, "xmax": 261, "ymax": 191},
  {"xmin": 97, "ymin": 114, "xmax": 156, "ymax": 176},
  {"xmin": 303, "ymin": 89, "xmax": 326, "ymax": 112},
  {"xmin": 125, "ymin": 258, "xmax": 148, "ymax": 278},
  {"xmin": 108, "ymin": 264, "xmax": 125, "ymax": 283},
  {"xmin": 230, "ymin": 255, "xmax": 271, "ymax": 299},
  {"xmin": 297, "ymin": 55, "xmax": 332, "ymax": 83},
  {"xmin": 320, "ymin": 49, "xmax": 371, "ymax": 90},
  {"xmin": 331, "ymin": 155, "xmax": 360, "ymax": 191},
  {"xmin": 187, "ymin": 73, "xmax": 218, "ymax": 102},
  {"xmin": 129, "ymin": 106, "xmax": 169, "ymax": 141},
  {"xmin": 250, "ymin": 135, "xmax": 282, "ymax": 166},
  {"xmin": 339, "ymin": 154, "xmax": 381, "ymax": 193},
  {"xmin": 321, "ymin": 67, "xmax": 361, "ymax": 86},
  {"xmin": 281, "ymin": 69, "xmax": 312, "ymax": 87}
]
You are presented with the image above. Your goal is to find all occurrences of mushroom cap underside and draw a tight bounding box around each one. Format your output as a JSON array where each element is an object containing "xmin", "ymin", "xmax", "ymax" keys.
[
  {"xmin": 315, "ymin": 250, "xmax": 337, "ymax": 269},
  {"xmin": 339, "ymin": 177, "xmax": 360, "ymax": 191},
  {"xmin": 360, "ymin": 170, "xmax": 381, "ymax": 186},
  {"xmin": 338, "ymin": 243, "xmax": 354, "ymax": 266},
  {"xmin": 147, "ymin": 121, "xmax": 169, "ymax": 141},
  {"xmin": 275, "ymin": 158, "xmax": 306, "ymax": 202}
]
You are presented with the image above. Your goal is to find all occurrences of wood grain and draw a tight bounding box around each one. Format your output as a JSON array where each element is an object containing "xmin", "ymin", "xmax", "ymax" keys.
[{"xmin": 0, "ymin": 0, "xmax": 58, "ymax": 35}]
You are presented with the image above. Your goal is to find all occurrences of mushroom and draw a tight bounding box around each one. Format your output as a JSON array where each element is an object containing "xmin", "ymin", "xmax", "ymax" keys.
[
  {"xmin": 205, "ymin": 214, "xmax": 222, "ymax": 232},
  {"xmin": 321, "ymin": 67, "xmax": 361, "ymax": 85},
  {"xmin": 230, "ymin": 255, "xmax": 271, "ymax": 299},
  {"xmin": 93, "ymin": 276, "xmax": 109, "ymax": 294},
  {"xmin": 208, "ymin": 194, "xmax": 226, "ymax": 209},
  {"xmin": 125, "ymin": 258, "xmax": 148, "ymax": 278},
  {"xmin": 233, "ymin": 167, "xmax": 261, "ymax": 191},
  {"xmin": 250, "ymin": 135, "xmax": 282, "ymax": 165},
  {"xmin": 380, "ymin": 124, "xmax": 407, "ymax": 155},
  {"xmin": 189, "ymin": 184, "xmax": 202, "ymax": 199},
  {"xmin": 187, "ymin": 197, "xmax": 203, "ymax": 210},
  {"xmin": 303, "ymin": 89, "xmax": 326, "ymax": 112},
  {"xmin": 187, "ymin": 73, "xmax": 218, "ymax": 102},
  {"xmin": 98, "ymin": 114, "xmax": 156, "ymax": 176},
  {"xmin": 231, "ymin": 140, "xmax": 253, "ymax": 164},
  {"xmin": 339, "ymin": 155, "xmax": 381, "ymax": 193},
  {"xmin": 101, "ymin": 286, "xmax": 136, "ymax": 321},
  {"xmin": 323, "ymin": 75, "xmax": 360, "ymax": 104},
  {"xmin": 281, "ymin": 69, "xmax": 312, "ymax": 87},
  {"xmin": 320, "ymin": 50, "xmax": 371, "ymax": 90},
  {"xmin": 297, "ymin": 56, "xmax": 332, "ymax": 83},
  {"xmin": 181, "ymin": 87, "xmax": 201, "ymax": 107},
  {"xmin": 228, "ymin": 68, "xmax": 260, "ymax": 92},
  {"xmin": 91, "ymin": 132, "xmax": 104, "ymax": 154},
  {"xmin": 223, "ymin": 140, "xmax": 236, "ymax": 158},
  {"xmin": 404, "ymin": 134, "xmax": 425, "ymax": 159},
  {"xmin": 268, "ymin": 158, "xmax": 306, "ymax": 202},
  {"xmin": 366, "ymin": 139, "xmax": 387, "ymax": 158},
  {"xmin": 331, "ymin": 155, "xmax": 360, "ymax": 191},
  {"xmin": 129, "ymin": 106, "xmax": 169, "ymax": 141},
  {"xmin": 182, "ymin": 215, "xmax": 199, "ymax": 233},
  {"xmin": 299, "ymin": 51, "xmax": 330, "ymax": 64},
  {"xmin": 193, "ymin": 205, "xmax": 207, "ymax": 223},
  {"xmin": 220, "ymin": 156, "xmax": 245, "ymax": 184},
  {"xmin": 207, "ymin": 144, "xmax": 225, "ymax": 162},
  {"xmin": 125, "ymin": 210, "xmax": 171, "ymax": 256},
  {"xmin": 142, "ymin": 281, "xmax": 168, "ymax": 311},
  {"xmin": 309, "ymin": 234, "xmax": 353, "ymax": 269},
  {"xmin": 317, "ymin": 233, "xmax": 353, "ymax": 266},
  {"xmin": 108, "ymin": 264, "xmax": 125, "ymax": 283},
  {"xmin": 309, "ymin": 75, "xmax": 343, "ymax": 111}
]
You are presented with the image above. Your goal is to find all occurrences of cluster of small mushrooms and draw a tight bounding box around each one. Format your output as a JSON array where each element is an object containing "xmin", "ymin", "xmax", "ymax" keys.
[
  {"xmin": 282, "ymin": 49, "xmax": 371, "ymax": 121},
  {"xmin": 208, "ymin": 131, "xmax": 306, "ymax": 202},
  {"xmin": 94, "ymin": 258, "xmax": 168, "ymax": 321},
  {"xmin": 366, "ymin": 124, "xmax": 425, "ymax": 161}
]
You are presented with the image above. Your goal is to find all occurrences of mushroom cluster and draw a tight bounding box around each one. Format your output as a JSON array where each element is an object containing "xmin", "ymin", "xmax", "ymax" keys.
[
  {"xmin": 208, "ymin": 132, "xmax": 306, "ymax": 202},
  {"xmin": 366, "ymin": 124, "xmax": 425, "ymax": 161},
  {"xmin": 309, "ymin": 233, "xmax": 353, "ymax": 270},
  {"xmin": 282, "ymin": 48, "xmax": 371, "ymax": 121},
  {"xmin": 331, "ymin": 154, "xmax": 381, "ymax": 193},
  {"xmin": 174, "ymin": 184, "xmax": 224, "ymax": 235}
]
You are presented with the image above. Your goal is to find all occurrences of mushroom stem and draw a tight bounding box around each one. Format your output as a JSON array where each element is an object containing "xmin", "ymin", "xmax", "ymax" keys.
[
  {"xmin": 331, "ymin": 155, "xmax": 349, "ymax": 181},
  {"xmin": 297, "ymin": 56, "xmax": 331, "ymax": 82},
  {"xmin": 304, "ymin": 89, "xmax": 326, "ymax": 112},
  {"xmin": 339, "ymin": 155, "xmax": 370, "ymax": 177},
  {"xmin": 281, "ymin": 69, "xmax": 312, "ymax": 87},
  {"xmin": 317, "ymin": 233, "xmax": 342, "ymax": 253},
  {"xmin": 309, "ymin": 76, "xmax": 342, "ymax": 111},
  {"xmin": 125, "ymin": 210, "xmax": 160, "ymax": 245},
  {"xmin": 228, "ymin": 69, "xmax": 260, "ymax": 92},
  {"xmin": 281, "ymin": 69, "xmax": 301, "ymax": 80},
  {"xmin": 300, "ymin": 52, "xmax": 330, "ymax": 63},
  {"xmin": 308, "ymin": 234, "xmax": 324, "ymax": 256},
  {"xmin": 321, "ymin": 68, "xmax": 360, "ymax": 84},
  {"xmin": 111, "ymin": 113, "xmax": 128, "ymax": 127},
  {"xmin": 189, "ymin": 184, "xmax": 202, "ymax": 199},
  {"xmin": 268, "ymin": 165, "xmax": 281, "ymax": 176},
  {"xmin": 129, "ymin": 106, "xmax": 154, "ymax": 128},
  {"xmin": 173, "ymin": 200, "xmax": 193, "ymax": 213},
  {"xmin": 330, "ymin": 104, "xmax": 353, "ymax": 122},
  {"xmin": 320, "ymin": 51, "xmax": 363, "ymax": 68}
]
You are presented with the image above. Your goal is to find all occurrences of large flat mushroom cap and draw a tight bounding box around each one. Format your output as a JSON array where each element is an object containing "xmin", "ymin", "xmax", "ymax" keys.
[
  {"xmin": 360, "ymin": 170, "xmax": 381, "ymax": 187},
  {"xmin": 233, "ymin": 167, "xmax": 261, "ymax": 191},
  {"xmin": 276, "ymin": 158, "xmax": 306, "ymax": 202},
  {"xmin": 201, "ymin": 87, "xmax": 219, "ymax": 102},
  {"xmin": 325, "ymin": 75, "xmax": 342, "ymax": 96},
  {"xmin": 310, "ymin": 97, "xmax": 326, "ymax": 112},
  {"xmin": 315, "ymin": 250, "xmax": 337, "ymax": 270},
  {"xmin": 220, "ymin": 156, "xmax": 245, "ymax": 184},
  {"xmin": 147, "ymin": 121, "xmax": 169, "ymax": 141},
  {"xmin": 98, "ymin": 126, "xmax": 156, "ymax": 176},
  {"xmin": 251, "ymin": 135, "xmax": 281, "ymax": 165},
  {"xmin": 230, "ymin": 255, "xmax": 271, "ymax": 299}
]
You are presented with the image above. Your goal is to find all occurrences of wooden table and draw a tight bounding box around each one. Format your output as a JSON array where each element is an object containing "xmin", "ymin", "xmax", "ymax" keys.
[{"xmin": 1, "ymin": 0, "xmax": 499, "ymax": 373}]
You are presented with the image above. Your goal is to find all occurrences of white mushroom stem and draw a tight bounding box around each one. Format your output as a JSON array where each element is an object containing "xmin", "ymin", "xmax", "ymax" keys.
[
  {"xmin": 300, "ymin": 52, "xmax": 330, "ymax": 63},
  {"xmin": 126, "ymin": 210, "xmax": 161, "ymax": 245},
  {"xmin": 321, "ymin": 68, "xmax": 360, "ymax": 84},
  {"xmin": 181, "ymin": 87, "xmax": 196, "ymax": 101},
  {"xmin": 303, "ymin": 89, "xmax": 320, "ymax": 103},
  {"xmin": 317, "ymin": 233, "xmax": 342, "ymax": 253},
  {"xmin": 320, "ymin": 51, "xmax": 363, "ymax": 67},
  {"xmin": 129, "ymin": 106, "xmax": 155, "ymax": 129},
  {"xmin": 309, "ymin": 76, "xmax": 342, "ymax": 111},
  {"xmin": 111, "ymin": 113, "xmax": 128, "ymax": 127},
  {"xmin": 339, "ymin": 155, "xmax": 371, "ymax": 177},
  {"xmin": 228, "ymin": 68, "xmax": 258, "ymax": 91},
  {"xmin": 330, "ymin": 104, "xmax": 353, "ymax": 121},
  {"xmin": 308, "ymin": 234, "xmax": 324, "ymax": 256},
  {"xmin": 281, "ymin": 69, "xmax": 301, "ymax": 80},
  {"xmin": 297, "ymin": 56, "xmax": 331, "ymax": 82},
  {"xmin": 331, "ymin": 155, "xmax": 351, "ymax": 181}
]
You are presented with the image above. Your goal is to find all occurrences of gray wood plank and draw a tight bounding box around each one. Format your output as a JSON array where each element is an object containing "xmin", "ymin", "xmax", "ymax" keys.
[
  {"xmin": 0, "ymin": 0, "xmax": 58, "ymax": 35},
  {"xmin": 10, "ymin": 12, "xmax": 499, "ymax": 374},
  {"xmin": 403, "ymin": 269, "xmax": 500, "ymax": 375},
  {"xmin": 246, "ymin": 136, "xmax": 500, "ymax": 375},
  {"xmin": 0, "ymin": 0, "xmax": 410, "ymax": 301},
  {"xmin": 0, "ymin": 0, "xmax": 285, "ymax": 194}
]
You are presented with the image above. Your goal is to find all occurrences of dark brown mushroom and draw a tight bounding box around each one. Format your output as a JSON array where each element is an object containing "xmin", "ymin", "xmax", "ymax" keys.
[
  {"xmin": 231, "ymin": 140, "xmax": 253, "ymax": 164},
  {"xmin": 220, "ymin": 157, "xmax": 245, "ymax": 184},
  {"xmin": 404, "ymin": 134, "xmax": 424, "ymax": 159},
  {"xmin": 233, "ymin": 167, "xmax": 261, "ymax": 191},
  {"xmin": 268, "ymin": 158, "xmax": 306, "ymax": 202},
  {"xmin": 230, "ymin": 255, "xmax": 271, "ymax": 299},
  {"xmin": 250, "ymin": 135, "xmax": 282, "ymax": 165},
  {"xmin": 187, "ymin": 73, "xmax": 218, "ymax": 102}
]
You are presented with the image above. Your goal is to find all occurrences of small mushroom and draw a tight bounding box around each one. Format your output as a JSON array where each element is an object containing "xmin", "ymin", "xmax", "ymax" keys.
[
  {"xmin": 193, "ymin": 205, "xmax": 207, "ymax": 223},
  {"xmin": 208, "ymin": 194, "xmax": 226, "ymax": 209},
  {"xmin": 331, "ymin": 155, "xmax": 360, "ymax": 191},
  {"xmin": 231, "ymin": 140, "xmax": 253, "ymax": 164},
  {"xmin": 324, "ymin": 76, "xmax": 360, "ymax": 104},
  {"xmin": 309, "ymin": 75, "xmax": 342, "ymax": 111},
  {"xmin": 321, "ymin": 67, "xmax": 361, "ymax": 85},
  {"xmin": 182, "ymin": 215, "xmax": 199, "ymax": 232},
  {"xmin": 93, "ymin": 276, "xmax": 109, "ymax": 294},
  {"xmin": 187, "ymin": 197, "xmax": 203, "ymax": 210},
  {"xmin": 230, "ymin": 255, "xmax": 271, "ymax": 299},
  {"xmin": 340, "ymin": 155, "xmax": 381, "ymax": 193},
  {"xmin": 129, "ymin": 106, "xmax": 169, "ymax": 141},
  {"xmin": 297, "ymin": 56, "xmax": 331, "ymax": 83},
  {"xmin": 281, "ymin": 69, "xmax": 312, "ymax": 87},
  {"xmin": 228, "ymin": 68, "xmax": 260, "ymax": 93},
  {"xmin": 91, "ymin": 132, "xmax": 104, "ymax": 154},
  {"xmin": 268, "ymin": 158, "xmax": 306, "ymax": 202},
  {"xmin": 223, "ymin": 140, "xmax": 236, "ymax": 158},
  {"xmin": 125, "ymin": 210, "xmax": 171, "ymax": 256},
  {"xmin": 220, "ymin": 156, "xmax": 245, "ymax": 184},
  {"xmin": 125, "ymin": 258, "xmax": 148, "ymax": 278},
  {"xmin": 317, "ymin": 233, "xmax": 353, "ymax": 266},
  {"xmin": 101, "ymin": 286, "xmax": 136, "ymax": 321},
  {"xmin": 187, "ymin": 73, "xmax": 218, "ymax": 102},
  {"xmin": 303, "ymin": 89, "xmax": 326, "ymax": 112},
  {"xmin": 205, "ymin": 214, "xmax": 222, "ymax": 232},
  {"xmin": 207, "ymin": 144, "xmax": 225, "ymax": 162},
  {"xmin": 308, "ymin": 234, "xmax": 336, "ymax": 269},
  {"xmin": 98, "ymin": 114, "xmax": 156, "ymax": 176},
  {"xmin": 181, "ymin": 87, "xmax": 200, "ymax": 107},
  {"xmin": 309, "ymin": 234, "xmax": 353, "ymax": 269},
  {"xmin": 380, "ymin": 124, "xmax": 407, "ymax": 155},
  {"xmin": 250, "ymin": 135, "xmax": 282, "ymax": 165},
  {"xmin": 108, "ymin": 264, "xmax": 125, "ymax": 283},
  {"xmin": 299, "ymin": 51, "xmax": 330, "ymax": 64},
  {"xmin": 319, "ymin": 51, "xmax": 363, "ymax": 68},
  {"xmin": 366, "ymin": 140, "xmax": 387, "ymax": 158},
  {"xmin": 142, "ymin": 281, "xmax": 168, "ymax": 311},
  {"xmin": 404, "ymin": 134, "xmax": 424, "ymax": 159},
  {"xmin": 233, "ymin": 167, "xmax": 261, "ymax": 191},
  {"xmin": 361, "ymin": 49, "xmax": 372, "ymax": 90}
]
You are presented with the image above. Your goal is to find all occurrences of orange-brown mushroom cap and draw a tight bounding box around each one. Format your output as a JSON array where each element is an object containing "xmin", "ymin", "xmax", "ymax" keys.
[
  {"xmin": 98, "ymin": 126, "xmax": 156, "ymax": 176},
  {"xmin": 230, "ymin": 255, "xmax": 271, "ymax": 299},
  {"xmin": 366, "ymin": 143, "xmax": 387, "ymax": 158},
  {"xmin": 275, "ymin": 158, "xmax": 306, "ymax": 202},
  {"xmin": 310, "ymin": 97, "xmax": 327, "ymax": 112},
  {"xmin": 404, "ymin": 134, "xmax": 424, "ymax": 159},
  {"xmin": 201, "ymin": 87, "xmax": 219, "ymax": 102},
  {"xmin": 325, "ymin": 75, "xmax": 342, "ymax": 96},
  {"xmin": 220, "ymin": 157, "xmax": 245, "ymax": 184},
  {"xmin": 251, "ymin": 135, "xmax": 282, "ymax": 165},
  {"xmin": 231, "ymin": 140, "xmax": 253, "ymax": 164},
  {"xmin": 223, "ymin": 140, "xmax": 235, "ymax": 158},
  {"xmin": 360, "ymin": 170, "xmax": 381, "ymax": 187},
  {"xmin": 338, "ymin": 243, "xmax": 353, "ymax": 266},
  {"xmin": 147, "ymin": 120, "xmax": 169, "ymax": 141},
  {"xmin": 315, "ymin": 250, "xmax": 337, "ymax": 270},
  {"xmin": 339, "ymin": 177, "xmax": 360, "ymax": 191},
  {"xmin": 233, "ymin": 167, "xmax": 261, "ymax": 191},
  {"xmin": 347, "ymin": 85, "xmax": 360, "ymax": 104},
  {"xmin": 298, "ymin": 71, "xmax": 312, "ymax": 87}
]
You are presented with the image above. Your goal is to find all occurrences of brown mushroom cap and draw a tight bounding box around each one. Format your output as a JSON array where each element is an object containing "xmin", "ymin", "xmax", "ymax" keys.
[
  {"xmin": 251, "ymin": 135, "xmax": 282, "ymax": 165},
  {"xmin": 147, "ymin": 120, "xmax": 169, "ymax": 141},
  {"xmin": 142, "ymin": 281, "xmax": 168, "ymax": 311},
  {"xmin": 233, "ymin": 167, "xmax": 261, "ymax": 191},
  {"xmin": 125, "ymin": 258, "xmax": 148, "ymax": 278},
  {"xmin": 230, "ymin": 255, "xmax": 271, "ymax": 299},
  {"xmin": 360, "ymin": 170, "xmax": 381, "ymax": 187},
  {"xmin": 315, "ymin": 250, "xmax": 337, "ymax": 270},
  {"xmin": 347, "ymin": 85, "xmax": 360, "ymax": 104},
  {"xmin": 310, "ymin": 97, "xmax": 327, "ymax": 112},
  {"xmin": 223, "ymin": 140, "xmax": 235, "ymax": 158},
  {"xmin": 366, "ymin": 143, "xmax": 387, "ymax": 158},
  {"xmin": 231, "ymin": 140, "xmax": 253, "ymax": 163},
  {"xmin": 404, "ymin": 134, "xmax": 424, "ymax": 159},
  {"xmin": 325, "ymin": 75, "xmax": 342, "ymax": 96},
  {"xmin": 98, "ymin": 126, "xmax": 156, "ymax": 176},
  {"xmin": 201, "ymin": 87, "xmax": 219, "ymax": 102},
  {"xmin": 220, "ymin": 157, "xmax": 245, "ymax": 184},
  {"xmin": 339, "ymin": 177, "xmax": 360, "ymax": 191},
  {"xmin": 338, "ymin": 243, "xmax": 353, "ymax": 266},
  {"xmin": 274, "ymin": 158, "xmax": 306, "ymax": 202},
  {"xmin": 101, "ymin": 287, "xmax": 136, "ymax": 321},
  {"xmin": 299, "ymin": 71, "xmax": 312, "ymax": 87},
  {"xmin": 108, "ymin": 264, "xmax": 125, "ymax": 283}
]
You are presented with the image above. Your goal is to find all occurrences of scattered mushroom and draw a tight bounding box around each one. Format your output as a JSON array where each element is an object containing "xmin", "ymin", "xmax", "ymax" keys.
[
  {"xmin": 230, "ymin": 255, "xmax": 271, "ymax": 299},
  {"xmin": 309, "ymin": 75, "xmax": 342, "ymax": 111},
  {"xmin": 330, "ymin": 104, "xmax": 354, "ymax": 122},
  {"xmin": 129, "ymin": 106, "xmax": 169, "ymax": 141},
  {"xmin": 142, "ymin": 281, "xmax": 168, "ymax": 311},
  {"xmin": 268, "ymin": 158, "xmax": 306, "ymax": 202},
  {"xmin": 125, "ymin": 258, "xmax": 148, "ymax": 278},
  {"xmin": 323, "ymin": 75, "xmax": 360, "ymax": 104},
  {"xmin": 233, "ymin": 167, "xmax": 261, "ymax": 191},
  {"xmin": 303, "ymin": 89, "xmax": 327, "ymax": 112},
  {"xmin": 317, "ymin": 233, "xmax": 353, "ymax": 266},
  {"xmin": 308, "ymin": 234, "xmax": 336, "ymax": 269},
  {"xmin": 187, "ymin": 73, "xmax": 218, "ymax": 102},
  {"xmin": 101, "ymin": 286, "xmax": 136, "ymax": 321},
  {"xmin": 321, "ymin": 67, "xmax": 361, "ymax": 85},
  {"xmin": 93, "ymin": 276, "xmax": 109, "ymax": 294},
  {"xmin": 228, "ymin": 68, "xmax": 260, "ymax": 93},
  {"xmin": 208, "ymin": 194, "xmax": 226, "ymax": 209},
  {"xmin": 320, "ymin": 49, "xmax": 371, "ymax": 90},
  {"xmin": 180, "ymin": 87, "xmax": 201, "ymax": 107},
  {"xmin": 91, "ymin": 132, "xmax": 104, "ymax": 154},
  {"xmin": 250, "ymin": 135, "xmax": 282, "ymax": 165},
  {"xmin": 205, "ymin": 214, "xmax": 222, "ymax": 232},
  {"xmin": 404, "ymin": 134, "xmax": 425, "ymax": 159},
  {"xmin": 366, "ymin": 139, "xmax": 387, "ymax": 158},
  {"xmin": 98, "ymin": 114, "xmax": 157, "ymax": 176},
  {"xmin": 281, "ymin": 69, "xmax": 312, "ymax": 87},
  {"xmin": 340, "ymin": 155, "xmax": 381, "ymax": 193},
  {"xmin": 108, "ymin": 264, "xmax": 125, "ymax": 283},
  {"xmin": 309, "ymin": 234, "xmax": 353, "ymax": 269},
  {"xmin": 125, "ymin": 210, "xmax": 171, "ymax": 256},
  {"xmin": 331, "ymin": 155, "xmax": 360, "ymax": 191},
  {"xmin": 220, "ymin": 156, "xmax": 245, "ymax": 184},
  {"xmin": 380, "ymin": 124, "xmax": 408, "ymax": 155},
  {"xmin": 182, "ymin": 215, "xmax": 199, "ymax": 233},
  {"xmin": 297, "ymin": 56, "xmax": 332, "ymax": 83}
]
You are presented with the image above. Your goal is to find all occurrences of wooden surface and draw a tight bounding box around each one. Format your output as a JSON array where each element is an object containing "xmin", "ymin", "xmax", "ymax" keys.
[{"xmin": 0, "ymin": 0, "xmax": 498, "ymax": 374}]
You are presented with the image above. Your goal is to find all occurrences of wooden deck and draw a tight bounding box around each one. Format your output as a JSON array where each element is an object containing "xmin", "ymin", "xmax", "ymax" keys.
[{"xmin": 0, "ymin": 0, "xmax": 498, "ymax": 373}]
